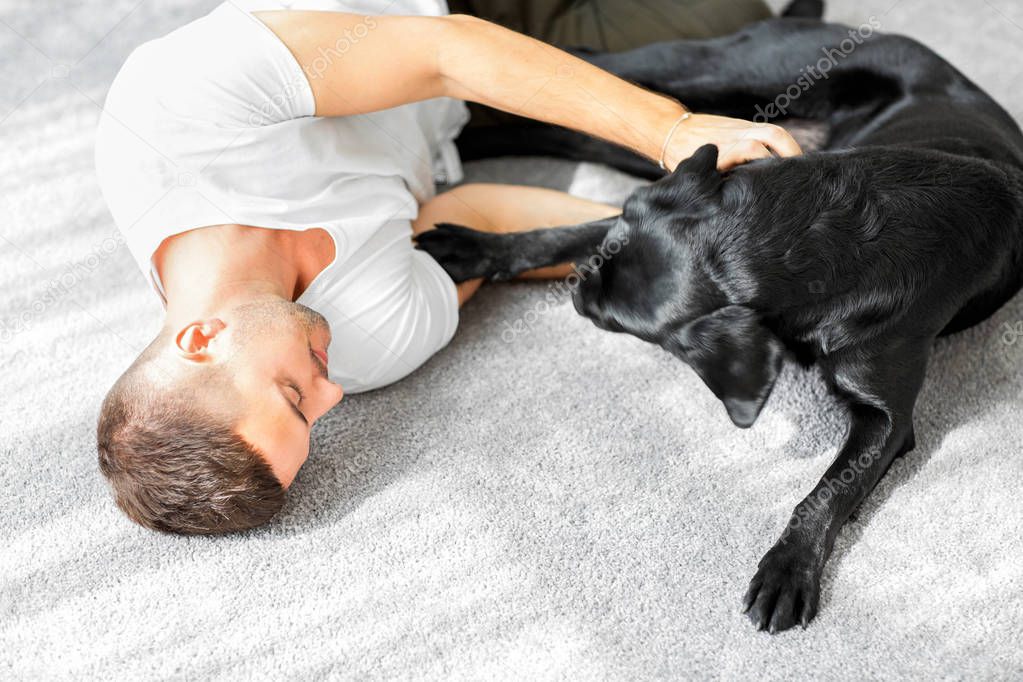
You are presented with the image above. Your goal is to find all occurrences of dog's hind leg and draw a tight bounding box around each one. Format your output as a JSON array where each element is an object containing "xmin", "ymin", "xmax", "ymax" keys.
[
  {"xmin": 580, "ymin": 19, "xmax": 909, "ymax": 125},
  {"xmin": 743, "ymin": 336, "xmax": 930, "ymax": 632}
]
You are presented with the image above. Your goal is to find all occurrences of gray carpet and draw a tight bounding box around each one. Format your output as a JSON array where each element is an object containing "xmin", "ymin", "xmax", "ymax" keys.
[{"xmin": 2, "ymin": 0, "xmax": 1022, "ymax": 679}]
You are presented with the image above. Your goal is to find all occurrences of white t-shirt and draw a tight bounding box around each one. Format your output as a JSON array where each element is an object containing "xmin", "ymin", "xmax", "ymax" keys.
[{"xmin": 95, "ymin": 0, "xmax": 468, "ymax": 393}]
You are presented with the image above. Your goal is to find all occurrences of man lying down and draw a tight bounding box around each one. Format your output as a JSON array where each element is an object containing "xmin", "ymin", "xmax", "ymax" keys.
[{"xmin": 94, "ymin": 0, "xmax": 800, "ymax": 534}]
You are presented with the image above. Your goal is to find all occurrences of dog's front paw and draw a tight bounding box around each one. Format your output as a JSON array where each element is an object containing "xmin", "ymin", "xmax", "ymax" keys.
[
  {"xmin": 415, "ymin": 223, "xmax": 513, "ymax": 283},
  {"xmin": 743, "ymin": 542, "xmax": 823, "ymax": 633}
]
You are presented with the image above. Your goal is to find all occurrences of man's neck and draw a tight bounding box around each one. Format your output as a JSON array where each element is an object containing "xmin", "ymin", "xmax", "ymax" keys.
[{"xmin": 153, "ymin": 224, "xmax": 332, "ymax": 327}]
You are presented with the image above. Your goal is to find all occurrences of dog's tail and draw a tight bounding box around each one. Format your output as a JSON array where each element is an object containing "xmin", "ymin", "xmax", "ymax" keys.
[{"xmin": 781, "ymin": 0, "xmax": 824, "ymax": 19}]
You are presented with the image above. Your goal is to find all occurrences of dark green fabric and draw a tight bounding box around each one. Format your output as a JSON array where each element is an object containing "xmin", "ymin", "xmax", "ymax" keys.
[{"xmin": 447, "ymin": 0, "xmax": 774, "ymax": 51}]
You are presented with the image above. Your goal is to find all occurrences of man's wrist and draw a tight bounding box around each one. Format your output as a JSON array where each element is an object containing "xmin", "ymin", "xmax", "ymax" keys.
[
  {"xmin": 635, "ymin": 95, "xmax": 690, "ymax": 167},
  {"xmin": 658, "ymin": 110, "xmax": 693, "ymax": 170}
]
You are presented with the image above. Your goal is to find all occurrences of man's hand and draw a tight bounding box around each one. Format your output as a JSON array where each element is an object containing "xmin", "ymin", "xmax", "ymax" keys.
[{"xmin": 663, "ymin": 114, "xmax": 802, "ymax": 171}]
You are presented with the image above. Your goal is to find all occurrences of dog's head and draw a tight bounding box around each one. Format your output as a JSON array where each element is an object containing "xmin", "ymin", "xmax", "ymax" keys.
[{"xmin": 571, "ymin": 145, "xmax": 784, "ymax": 428}]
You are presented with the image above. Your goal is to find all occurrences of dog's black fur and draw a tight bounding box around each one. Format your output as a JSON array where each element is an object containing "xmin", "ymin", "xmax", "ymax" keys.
[{"xmin": 417, "ymin": 4, "xmax": 1023, "ymax": 632}]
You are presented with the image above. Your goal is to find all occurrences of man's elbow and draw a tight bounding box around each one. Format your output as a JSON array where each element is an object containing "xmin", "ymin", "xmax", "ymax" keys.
[{"xmin": 434, "ymin": 13, "xmax": 492, "ymax": 97}]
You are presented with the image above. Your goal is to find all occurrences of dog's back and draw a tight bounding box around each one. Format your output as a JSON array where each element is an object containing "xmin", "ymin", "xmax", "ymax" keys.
[
  {"xmin": 673, "ymin": 18, "xmax": 1023, "ymax": 350},
  {"xmin": 708, "ymin": 147, "xmax": 1023, "ymax": 353}
]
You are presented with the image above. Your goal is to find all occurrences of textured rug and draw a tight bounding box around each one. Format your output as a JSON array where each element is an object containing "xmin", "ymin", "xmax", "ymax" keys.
[{"xmin": 1, "ymin": 0, "xmax": 1021, "ymax": 679}]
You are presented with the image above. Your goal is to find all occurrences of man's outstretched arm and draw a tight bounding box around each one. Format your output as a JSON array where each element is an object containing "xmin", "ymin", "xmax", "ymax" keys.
[{"xmin": 255, "ymin": 11, "xmax": 800, "ymax": 170}]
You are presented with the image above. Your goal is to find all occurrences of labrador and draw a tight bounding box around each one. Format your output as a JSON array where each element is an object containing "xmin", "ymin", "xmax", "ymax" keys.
[{"xmin": 416, "ymin": 2, "xmax": 1023, "ymax": 632}]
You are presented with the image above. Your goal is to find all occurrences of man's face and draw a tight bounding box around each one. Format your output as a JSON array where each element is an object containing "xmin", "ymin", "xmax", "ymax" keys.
[{"xmin": 219, "ymin": 298, "xmax": 344, "ymax": 487}]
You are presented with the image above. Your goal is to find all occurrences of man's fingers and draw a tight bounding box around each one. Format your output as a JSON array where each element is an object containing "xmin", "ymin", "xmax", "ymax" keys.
[
  {"xmin": 720, "ymin": 140, "xmax": 773, "ymax": 170},
  {"xmin": 718, "ymin": 125, "xmax": 801, "ymax": 169},
  {"xmin": 665, "ymin": 115, "xmax": 804, "ymax": 170},
  {"xmin": 751, "ymin": 124, "xmax": 803, "ymax": 158},
  {"xmin": 740, "ymin": 142, "xmax": 774, "ymax": 164}
]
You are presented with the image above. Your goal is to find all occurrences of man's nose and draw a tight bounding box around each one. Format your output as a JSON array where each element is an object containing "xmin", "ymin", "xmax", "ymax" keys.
[
  {"xmin": 324, "ymin": 379, "xmax": 344, "ymax": 405},
  {"xmin": 312, "ymin": 378, "xmax": 344, "ymax": 419}
]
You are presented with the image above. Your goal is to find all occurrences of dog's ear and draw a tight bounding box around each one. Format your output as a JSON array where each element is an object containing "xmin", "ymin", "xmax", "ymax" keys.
[
  {"xmin": 630, "ymin": 144, "xmax": 723, "ymax": 218},
  {"xmin": 672, "ymin": 143, "xmax": 719, "ymax": 177},
  {"xmin": 665, "ymin": 305, "xmax": 784, "ymax": 428},
  {"xmin": 664, "ymin": 144, "xmax": 723, "ymax": 200}
]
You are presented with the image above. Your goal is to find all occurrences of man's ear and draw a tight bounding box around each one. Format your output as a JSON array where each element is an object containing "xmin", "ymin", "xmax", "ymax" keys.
[
  {"xmin": 666, "ymin": 305, "xmax": 784, "ymax": 428},
  {"xmin": 175, "ymin": 319, "xmax": 226, "ymax": 363}
]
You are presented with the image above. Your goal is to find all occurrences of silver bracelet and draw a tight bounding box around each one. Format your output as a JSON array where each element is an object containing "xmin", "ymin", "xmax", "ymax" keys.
[{"xmin": 658, "ymin": 111, "xmax": 693, "ymax": 171}]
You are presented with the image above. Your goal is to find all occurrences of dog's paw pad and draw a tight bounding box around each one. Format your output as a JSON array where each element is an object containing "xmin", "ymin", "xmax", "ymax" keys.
[{"xmin": 742, "ymin": 545, "xmax": 822, "ymax": 633}]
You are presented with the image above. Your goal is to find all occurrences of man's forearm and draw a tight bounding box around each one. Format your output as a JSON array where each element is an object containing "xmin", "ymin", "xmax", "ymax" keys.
[{"xmin": 437, "ymin": 15, "xmax": 683, "ymax": 166}]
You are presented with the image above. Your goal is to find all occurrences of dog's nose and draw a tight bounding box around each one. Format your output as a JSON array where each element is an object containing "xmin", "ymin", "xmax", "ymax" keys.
[
  {"xmin": 571, "ymin": 286, "xmax": 588, "ymax": 318},
  {"xmin": 571, "ymin": 265, "xmax": 602, "ymax": 319}
]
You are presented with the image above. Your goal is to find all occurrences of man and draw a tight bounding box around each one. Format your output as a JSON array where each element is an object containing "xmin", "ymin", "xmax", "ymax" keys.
[{"xmin": 95, "ymin": 0, "xmax": 800, "ymax": 534}]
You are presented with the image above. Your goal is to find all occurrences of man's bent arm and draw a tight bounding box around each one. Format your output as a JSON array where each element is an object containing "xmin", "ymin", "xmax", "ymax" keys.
[
  {"xmin": 412, "ymin": 183, "xmax": 621, "ymax": 306},
  {"xmin": 255, "ymin": 11, "xmax": 800, "ymax": 170}
]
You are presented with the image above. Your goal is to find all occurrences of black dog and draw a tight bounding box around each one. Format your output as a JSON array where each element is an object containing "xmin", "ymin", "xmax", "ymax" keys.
[{"xmin": 417, "ymin": 6, "xmax": 1023, "ymax": 632}]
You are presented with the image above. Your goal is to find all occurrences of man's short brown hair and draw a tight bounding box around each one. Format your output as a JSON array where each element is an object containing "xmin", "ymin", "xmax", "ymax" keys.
[{"xmin": 97, "ymin": 343, "xmax": 285, "ymax": 534}]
